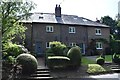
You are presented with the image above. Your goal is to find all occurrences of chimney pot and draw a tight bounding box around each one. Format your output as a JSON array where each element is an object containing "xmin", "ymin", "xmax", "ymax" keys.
[{"xmin": 55, "ymin": 4, "xmax": 61, "ymax": 17}]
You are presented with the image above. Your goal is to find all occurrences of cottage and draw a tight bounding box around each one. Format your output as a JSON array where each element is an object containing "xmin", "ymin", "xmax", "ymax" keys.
[{"xmin": 21, "ymin": 5, "xmax": 110, "ymax": 56}]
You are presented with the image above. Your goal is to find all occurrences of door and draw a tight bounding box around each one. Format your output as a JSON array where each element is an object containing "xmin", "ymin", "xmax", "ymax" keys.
[
  {"xmin": 79, "ymin": 43, "xmax": 85, "ymax": 55},
  {"xmin": 35, "ymin": 41, "xmax": 42, "ymax": 55}
]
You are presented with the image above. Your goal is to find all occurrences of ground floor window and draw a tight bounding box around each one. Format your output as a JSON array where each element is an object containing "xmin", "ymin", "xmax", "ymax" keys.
[
  {"xmin": 69, "ymin": 42, "xmax": 76, "ymax": 47},
  {"xmin": 96, "ymin": 42, "xmax": 102, "ymax": 49},
  {"xmin": 46, "ymin": 42, "xmax": 50, "ymax": 48}
]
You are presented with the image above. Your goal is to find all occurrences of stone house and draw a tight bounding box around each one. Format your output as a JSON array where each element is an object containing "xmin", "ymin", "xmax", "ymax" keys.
[{"xmin": 21, "ymin": 5, "xmax": 110, "ymax": 55}]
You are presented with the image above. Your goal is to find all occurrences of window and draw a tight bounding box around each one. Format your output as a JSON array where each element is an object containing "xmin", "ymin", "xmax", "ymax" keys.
[
  {"xmin": 96, "ymin": 42, "xmax": 102, "ymax": 49},
  {"xmin": 95, "ymin": 28, "xmax": 101, "ymax": 35},
  {"xmin": 46, "ymin": 26, "xmax": 53, "ymax": 32},
  {"xmin": 69, "ymin": 42, "xmax": 76, "ymax": 47},
  {"xmin": 69, "ymin": 27, "xmax": 76, "ymax": 33},
  {"xmin": 46, "ymin": 42, "xmax": 50, "ymax": 48}
]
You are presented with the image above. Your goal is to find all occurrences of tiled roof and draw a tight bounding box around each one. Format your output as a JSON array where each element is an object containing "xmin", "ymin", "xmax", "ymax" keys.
[{"xmin": 21, "ymin": 13, "xmax": 109, "ymax": 27}]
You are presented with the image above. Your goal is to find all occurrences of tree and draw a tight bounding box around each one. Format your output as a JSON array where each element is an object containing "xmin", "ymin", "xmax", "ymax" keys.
[
  {"xmin": 1, "ymin": 1, "xmax": 36, "ymax": 58},
  {"xmin": 1, "ymin": 1, "xmax": 36, "ymax": 43},
  {"xmin": 100, "ymin": 16, "xmax": 117, "ymax": 34}
]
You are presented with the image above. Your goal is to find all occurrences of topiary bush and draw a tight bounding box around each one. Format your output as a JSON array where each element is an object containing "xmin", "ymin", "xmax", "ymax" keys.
[
  {"xmin": 47, "ymin": 56, "xmax": 70, "ymax": 69},
  {"xmin": 96, "ymin": 57, "xmax": 105, "ymax": 65},
  {"xmin": 16, "ymin": 53, "xmax": 38, "ymax": 75},
  {"xmin": 67, "ymin": 46, "xmax": 82, "ymax": 67},
  {"xmin": 112, "ymin": 53, "xmax": 120, "ymax": 64},
  {"xmin": 49, "ymin": 41, "xmax": 67, "ymax": 56}
]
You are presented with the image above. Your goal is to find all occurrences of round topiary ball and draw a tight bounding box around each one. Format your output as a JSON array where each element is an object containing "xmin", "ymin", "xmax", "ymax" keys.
[
  {"xmin": 16, "ymin": 53, "xmax": 38, "ymax": 75},
  {"xmin": 96, "ymin": 57, "xmax": 104, "ymax": 65},
  {"xmin": 67, "ymin": 46, "xmax": 82, "ymax": 67}
]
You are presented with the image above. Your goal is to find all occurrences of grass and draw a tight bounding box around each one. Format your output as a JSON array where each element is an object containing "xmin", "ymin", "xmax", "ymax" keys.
[
  {"xmin": 82, "ymin": 57, "xmax": 96, "ymax": 65},
  {"xmin": 82, "ymin": 55, "xmax": 113, "ymax": 65},
  {"xmin": 105, "ymin": 55, "xmax": 112, "ymax": 62}
]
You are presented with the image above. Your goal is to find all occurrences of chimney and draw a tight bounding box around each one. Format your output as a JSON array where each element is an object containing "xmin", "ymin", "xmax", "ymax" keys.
[{"xmin": 55, "ymin": 4, "xmax": 61, "ymax": 17}]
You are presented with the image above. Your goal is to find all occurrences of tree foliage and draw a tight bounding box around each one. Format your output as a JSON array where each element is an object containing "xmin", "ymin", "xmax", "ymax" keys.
[
  {"xmin": 1, "ymin": 1, "xmax": 36, "ymax": 42},
  {"xmin": 101, "ymin": 16, "xmax": 117, "ymax": 34}
]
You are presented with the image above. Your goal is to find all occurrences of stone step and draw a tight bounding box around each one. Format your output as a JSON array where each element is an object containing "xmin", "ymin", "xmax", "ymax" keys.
[
  {"xmin": 31, "ymin": 74, "xmax": 51, "ymax": 77},
  {"xmin": 35, "ymin": 70, "xmax": 50, "ymax": 74},
  {"xmin": 27, "ymin": 77, "xmax": 54, "ymax": 80},
  {"xmin": 37, "ymin": 68, "xmax": 49, "ymax": 71},
  {"xmin": 110, "ymin": 65, "xmax": 120, "ymax": 67},
  {"xmin": 111, "ymin": 68, "xmax": 120, "ymax": 73},
  {"xmin": 111, "ymin": 67, "xmax": 120, "ymax": 69}
]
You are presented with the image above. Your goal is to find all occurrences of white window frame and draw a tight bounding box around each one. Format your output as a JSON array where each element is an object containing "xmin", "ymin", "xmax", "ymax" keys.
[
  {"xmin": 95, "ymin": 28, "xmax": 101, "ymax": 35},
  {"xmin": 69, "ymin": 27, "xmax": 76, "ymax": 33},
  {"xmin": 46, "ymin": 42, "xmax": 50, "ymax": 48},
  {"xmin": 46, "ymin": 26, "xmax": 54, "ymax": 32},
  {"xmin": 96, "ymin": 42, "xmax": 102, "ymax": 49},
  {"xmin": 69, "ymin": 42, "xmax": 76, "ymax": 47}
]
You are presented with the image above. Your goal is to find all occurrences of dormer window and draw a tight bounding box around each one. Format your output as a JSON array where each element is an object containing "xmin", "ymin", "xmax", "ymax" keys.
[{"xmin": 39, "ymin": 16, "xmax": 43, "ymax": 19}]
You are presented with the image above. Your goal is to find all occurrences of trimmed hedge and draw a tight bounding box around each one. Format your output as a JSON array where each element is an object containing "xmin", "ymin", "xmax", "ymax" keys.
[
  {"xmin": 87, "ymin": 64, "xmax": 106, "ymax": 74},
  {"xmin": 47, "ymin": 56, "xmax": 70, "ymax": 68},
  {"xmin": 67, "ymin": 46, "xmax": 82, "ymax": 67},
  {"xmin": 112, "ymin": 53, "xmax": 120, "ymax": 64},
  {"xmin": 96, "ymin": 57, "xmax": 105, "ymax": 65},
  {"xmin": 16, "ymin": 53, "xmax": 38, "ymax": 75}
]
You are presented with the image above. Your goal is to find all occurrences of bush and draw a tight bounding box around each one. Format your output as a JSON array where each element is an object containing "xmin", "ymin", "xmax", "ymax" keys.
[
  {"xmin": 47, "ymin": 56, "xmax": 70, "ymax": 69},
  {"xmin": 49, "ymin": 41, "xmax": 67, "ymax": 56},
  {"xmin": 67, "ymin": 46, "xmax": 82, "ymax": 67},
  {"xmin": 112, "ymin": 53, "xmax": 120, "ymax": 64},
  {"xmin": 96, "ymin": 57, "xmax": 105, "ymax": 65},
  {"xmin": 16, "ymin": 53, "xmax": 38, "ymax": 75},
  {"xmin": 3, "ymin": 42, "xmax": 28, "ymax": 58},
  {"xmin": 87, "ymin": 64, "xmax": 106, "ymax": 74}
]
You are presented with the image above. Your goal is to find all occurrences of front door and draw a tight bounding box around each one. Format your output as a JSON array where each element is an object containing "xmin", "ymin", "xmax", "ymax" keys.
[
  {"xmin": 35, "ymin": 41, "xmax": 42, "ymax": 55},
  {"xmin": 79, "ymin": 43, "xmax": 85, "ymax": 55}
]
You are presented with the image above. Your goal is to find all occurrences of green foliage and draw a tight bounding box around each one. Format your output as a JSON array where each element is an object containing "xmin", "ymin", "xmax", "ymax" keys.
[
  {"xmin": 112, "ymin": 53, "xmax": 120, "ymax": 64},
  {"xmin": 1, "ymin": 1, "xmax": 36, "ymax": 42},
  {"xmin": 67, "ymin": 46, "xmax": 82, "ymax": 67},
  {"xmin": 1, "ymin": 1, "xmax": 36, "ymax": 61},
  {"xmin": 47, "ymin": 56, "xmax": 70, "ymax": 68},
  {"xmin": 96, "ymin": 56, "xmax": 105, "ymax": 65},
  {"xmin": 101, "ymin": 16, "xmax": 117, "ymax": 34},
  {"xmin": 47, "ymin": 41, "xmax": 67, "ymax": 56},
  {"xmin": 2, "ymin": 42, "xmax": 28, "ymax": 58},
  {"xmin": 16, "ymin": 53, "xmax": 38, "ymax": 75},
  {"xmin": 87, "ymin": 64, "xmax": 106, "ymax": 74},
  {"xmin": 110, "ymin": 38, "xmax": 120, "ymax": 54}
]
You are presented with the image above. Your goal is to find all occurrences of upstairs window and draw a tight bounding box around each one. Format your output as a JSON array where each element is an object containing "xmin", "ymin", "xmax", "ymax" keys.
[
  {"xmin": 46, "ymin": 26, "xmax": 53, "ymax": 32},
  {"xmin": 96, "ymin": 42, "xmax": 102, "ymax": 49},
  {"xmin": 95, "ymin": 28, "xmax": 101, "ymax": 35},
  {"xmin": 69, "ymin": 27, "xmax": 76, "ymax": 33}
]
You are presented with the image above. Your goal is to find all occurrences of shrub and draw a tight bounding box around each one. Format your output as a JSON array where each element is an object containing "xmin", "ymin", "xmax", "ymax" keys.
[
  {"xmin": 87, "ymin": 64, "xmax": 106, "ymax": 74},
  {"xmin": 112, "ymin": 53, "xmax": 120, "ymax": 64},
  {"xmin": 96, "ymin": 57, "xmax": 105, "ymax": 65},
  {"xmin": 49, "ymin": 41, "xmax": 67, "ymax": 56},
  {"xmin": 3, "ymin": 42, "xmax": 28, "ymax": 58},
  {"xmin": 47, "ymin": 56, "xmax": 70, "ymax": 68},
  {"xmin": 67, "ymin": 46, "xmax": 82, "ymax": 67},
  {"xmin": 16, "ymin": 53, "xmax": 38, "ymax": 75}
]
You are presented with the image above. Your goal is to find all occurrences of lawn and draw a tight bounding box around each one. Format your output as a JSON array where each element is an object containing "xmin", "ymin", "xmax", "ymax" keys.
[
  {"xmin": 82, "ymin": 57, "xmax": 96, "ymax": 65},
  {"xmin": 105, "ymin": 55, "xmax": 112, "ymax": 62},
  {"xmin": 82, "ymin": 55, "xmax": 113, "ymax": 65}
]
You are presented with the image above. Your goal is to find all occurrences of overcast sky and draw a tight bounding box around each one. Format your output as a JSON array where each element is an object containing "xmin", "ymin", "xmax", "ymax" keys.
[{"xmin": 31, "ymin": 0, "xmax": 120, "ymax": 21}]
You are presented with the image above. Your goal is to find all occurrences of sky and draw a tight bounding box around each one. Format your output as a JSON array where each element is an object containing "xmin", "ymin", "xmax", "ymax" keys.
[{"xmin": 31, "ymin": 0, "xmax": 120, "ymax": 21}]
